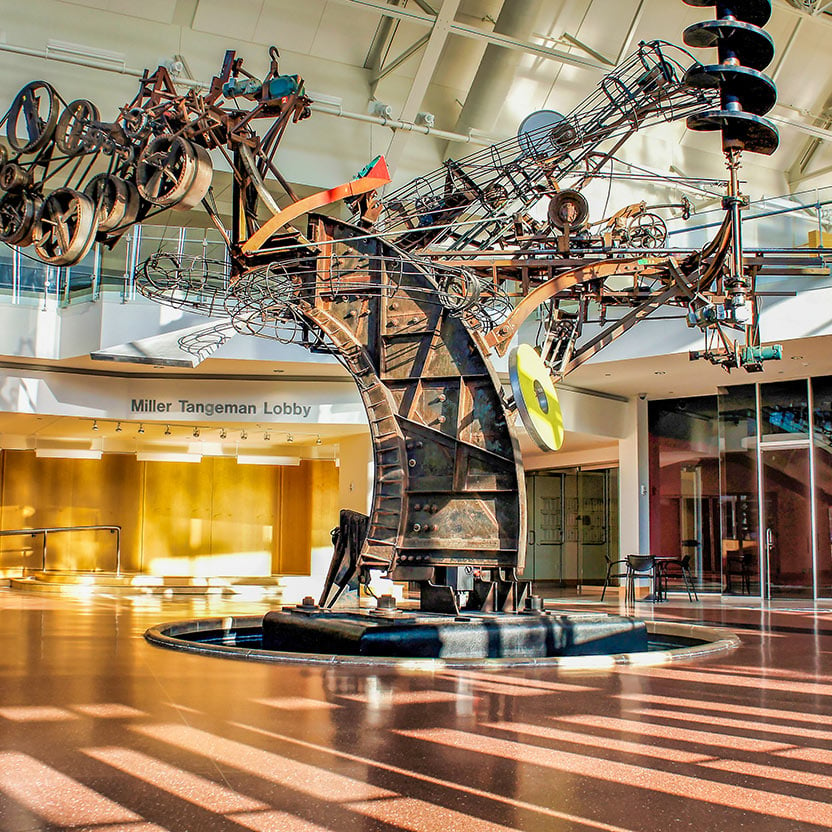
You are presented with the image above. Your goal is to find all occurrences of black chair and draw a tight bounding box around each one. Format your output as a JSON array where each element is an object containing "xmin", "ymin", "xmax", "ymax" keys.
[
  {"xmin": 625, "ymin": 554, "xmax": 655, "ymax": 605},
  {"xmin": 658, "ymin": 554, "xmax": 699, "ymax": 601},
  {"xmin": 725, "ymin": 549, "xmax": 753, "ymax": 594},
  {"xmin": 600, "ymin": 552, "xmax": 630, "ymax": 601}
]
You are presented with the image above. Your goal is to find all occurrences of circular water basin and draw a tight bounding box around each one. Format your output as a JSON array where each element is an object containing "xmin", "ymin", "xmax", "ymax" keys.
[{"xmin": 145, "ymin": 614, "xmax": 740, "ymax": 669}]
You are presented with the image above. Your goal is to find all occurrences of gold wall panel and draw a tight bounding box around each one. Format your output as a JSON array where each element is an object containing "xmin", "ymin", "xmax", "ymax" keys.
[
  {"xmin": 277, "ymin": 460, "xmax": 339, "ymax": 574},
  {"xmin": 140, "ymin": 458, "xmax": 216, "ymax": 575},
  {"xmin": 0, "ymin": 451, "xmax": 340, "ymax": 577},
  {"xmin": 0, "ymin": 451, "xmax": 142, "ymax": 572}
]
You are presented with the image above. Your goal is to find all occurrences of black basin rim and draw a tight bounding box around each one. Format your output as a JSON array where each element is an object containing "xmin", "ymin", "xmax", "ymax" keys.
[{"xmin": 144, "ymin": 615, "xmax": 741, "ymax": 669}]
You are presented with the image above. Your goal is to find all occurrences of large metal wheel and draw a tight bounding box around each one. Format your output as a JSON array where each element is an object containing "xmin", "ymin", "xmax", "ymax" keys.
[
  {"xmin": 54, "ymin": 99, "xmax": 100, "ymax": 155},
  {"xmin": 626, "ymin": 212, "xmax": 667, "ymax": 248},
  {"xmin": 547, "ymin": 189, "xmax": 589, "ymax": 231},
  {"xmin": 85, "ymin": 173, "xmax": 139, "ymax": 232},
  {"xmin": 136, "ymin": 135, "xmax": 212, "ymax": 209},
  {"xmin": 174, "ymin": 143, "xmax": 213, "ymax": 210},
  {"xmin": 6, "ymin": 81, "xmax": 59, "ymax": 154},
  {"xmin": 0, "ymin": 191, "xmax": 41, "ymax": 246},
  {"xmin": 33, "ymin": 188, "xmax": 98, "ymax": 266}
]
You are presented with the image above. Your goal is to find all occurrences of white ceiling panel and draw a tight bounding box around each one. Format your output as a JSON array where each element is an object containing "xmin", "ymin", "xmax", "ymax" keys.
[
  {"xmin": 254, "ymin": 0, "xmax": 327, "ymax": 55},
  {"xmin": 106, "ymin": 0, "xmax": 176, "ymax": 24},
  {"xmin": 58, "ymin": 0, "xmax": 176, "ymax": 23},
  {"xmin": 309, "ymin": 1, "xmax": 378, "ymax": 67},
  {"xmin": 57, "ymin": 0, "xmax": 108, "ymax": 7},
  {"xmin": 192, "ymin": 0, "xmax": 265, "ymax": 43}
]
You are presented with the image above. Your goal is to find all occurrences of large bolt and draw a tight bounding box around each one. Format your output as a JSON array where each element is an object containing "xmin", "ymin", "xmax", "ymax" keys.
[
  {"xmin": 377, "ymin": 594, "xmax": 397, "ymax": 610},
  {"xmin": 524, "ymin": 595, "xmax": 544, "ymax": 612}
]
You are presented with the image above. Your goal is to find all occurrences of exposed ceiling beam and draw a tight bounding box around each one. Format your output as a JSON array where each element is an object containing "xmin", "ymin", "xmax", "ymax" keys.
[
  {"xmin": 788, "ymin": 159, "xmax": 832, "ymax": 185},
  {"xmin": 776, "ymin": 0, "xmax": 832, "ymax": 24},
  {"xmin": 363, "ymin": 0, "xmax": 404, "ymax": 74},
  {"xmin": 559, "ymin": 33, "xmax": 614, "ymax": 67},
  {"xmin": 771, "ymin": 112, "xmax": 832, "ymax": 144},
  {"xmin": 384, "ymin": 0, "xmax": 462, "ymax": 170},
  {"xmin": 617, "ymin": 0, "xmax": 648, "ymax": 64},
  {"xmin": 371, "ymin": 33, "xmax": 430, "ymax": 85},
  {"xmin": 327, "ymin": 0, "xmax": 609, "ymax": 71},
  {"xmin": 771, "ymin": 17, "xmax": 803, "ymax": 81}
]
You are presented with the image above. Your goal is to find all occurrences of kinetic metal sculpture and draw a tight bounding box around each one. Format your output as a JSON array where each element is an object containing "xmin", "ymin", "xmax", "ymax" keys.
[{"xmin": 0, "ymin": 0, "xmax": 803, "ymax": 615}]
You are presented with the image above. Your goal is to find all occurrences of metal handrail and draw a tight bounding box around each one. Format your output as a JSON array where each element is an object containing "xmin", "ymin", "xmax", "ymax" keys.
[{"xmin": 0, "ymin": 525, "xmax": 121, "ymax": 575}]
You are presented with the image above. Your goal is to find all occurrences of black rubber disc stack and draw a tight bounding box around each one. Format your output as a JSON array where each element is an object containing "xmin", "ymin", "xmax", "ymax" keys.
[{"xmin": 682, "ymin": 0, "xmax": 779, "ymax": 155}]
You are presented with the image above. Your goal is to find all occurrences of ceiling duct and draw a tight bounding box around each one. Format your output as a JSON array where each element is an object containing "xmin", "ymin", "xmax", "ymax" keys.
[{"xmin": 447, "ymin": 0, "xmax": 548, "ymax": 155}]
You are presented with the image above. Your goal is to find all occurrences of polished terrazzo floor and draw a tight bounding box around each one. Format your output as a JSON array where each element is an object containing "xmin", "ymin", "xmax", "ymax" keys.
[{"xmin": 0, "ymin": 589, "xmax": 830, "ymax": 831}]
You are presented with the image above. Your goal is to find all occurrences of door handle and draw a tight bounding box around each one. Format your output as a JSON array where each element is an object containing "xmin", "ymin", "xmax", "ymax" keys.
[{"xmin": 528, "ymin": 530, "xmax": 535, "ymax": 545}]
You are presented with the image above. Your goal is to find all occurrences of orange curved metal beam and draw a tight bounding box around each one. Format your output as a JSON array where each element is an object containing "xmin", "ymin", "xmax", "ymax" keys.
[
  {"xmin": 483, "ymin": 256, "xmax": 668, "ymax": 356},
  {"xmin": 242, "ymin": 157, "xmax": 391, "ymax": 254}
]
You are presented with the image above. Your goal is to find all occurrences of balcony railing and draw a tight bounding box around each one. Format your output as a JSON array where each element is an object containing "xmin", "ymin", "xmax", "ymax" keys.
[{"xmin": 0, "ymin": 525, "xmax": 122, "ymax": 574}]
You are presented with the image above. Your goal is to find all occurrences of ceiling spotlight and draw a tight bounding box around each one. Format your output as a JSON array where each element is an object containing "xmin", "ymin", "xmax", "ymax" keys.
[
  {"xmin": 115, "ymin": 422, "xmax": 122, "ymax": 433},
  {"xmin": 241, "ymin": 429, "xmax": 248, "ymax": 440},
  {"xmin": 193, "ymin": 426, "xmax": 200, "ymax": 438},
  {"xmin": 220, "ymin": 428, "xmax": 227, "ymax": 439},
  {"xmin": 316, "ymin": 435, "xmax": 322, "ymax": 445},
  {"xmin": 264, "ymin": 431, "xmax": 271, "ymax": 441},
  {"xmin": 164, "ymin": 425, "xmax": 171, "ymax": 436},
  {"xmin": 92, "ymin": 420, "xmax": 99, "ymax": 431},
  {"xmin": 138, "ymin": 423, "xmax": 145, "ymax": 434},
  {"xmin": 287, "ymin": 434, "xmax": 294, "ymax": 443}
]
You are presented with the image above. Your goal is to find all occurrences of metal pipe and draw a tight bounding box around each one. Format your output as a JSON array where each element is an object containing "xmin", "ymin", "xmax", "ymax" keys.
[
  {"xmin": 308, "ymin": 101, "xmax": 496, "ymax": 144},
  {"xmin": 0, "ymin": 42, "xmax": 496, "ymax": 147},
  {"xmin": 728, "ymin": 152, "xmax": 745, "ymax": 292}
]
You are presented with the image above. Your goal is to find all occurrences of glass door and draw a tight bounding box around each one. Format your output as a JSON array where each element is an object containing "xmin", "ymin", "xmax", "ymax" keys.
[
  {"xmin": 578, "ymin": 471, "xmax": 609, "ymax": 588},
  {"xmin": 760, "ymin": 445, "xmax": 813, "ymax": 599},
  {"xmin": 522, "ymin": 473, "xmax": 564, "ymax": 582}
]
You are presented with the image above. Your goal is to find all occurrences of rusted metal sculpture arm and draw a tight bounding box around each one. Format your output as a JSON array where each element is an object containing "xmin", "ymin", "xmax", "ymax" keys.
[{"xmin": 483, "ymin": 257, "xmax": 668, "ymax": 357}]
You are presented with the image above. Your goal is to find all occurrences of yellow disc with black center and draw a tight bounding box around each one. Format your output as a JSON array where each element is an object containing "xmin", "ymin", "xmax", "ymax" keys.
[{"xmin": 508, "ymin": 344, "xmax": 564, "ymax": 452}]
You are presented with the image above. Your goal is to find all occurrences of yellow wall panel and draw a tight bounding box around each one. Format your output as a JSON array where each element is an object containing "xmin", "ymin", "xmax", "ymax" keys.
[
  {"xmin": 277, "ymin": 460, "xmax": 339, "ymax": 574},
  {"xmin": 0, "ymin": 451, "xmax": 141, "ymax": 572},
  {"xmin": 208, "ymin": 457, "xmax": 280, "ymax": 575},
  {"xmin": 141, "ymin": 459, "xmax": 215, "ymax": 575},
  {"xmin": 0, "ymin": 451, "xmax": 340, "ymax": 578}
]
